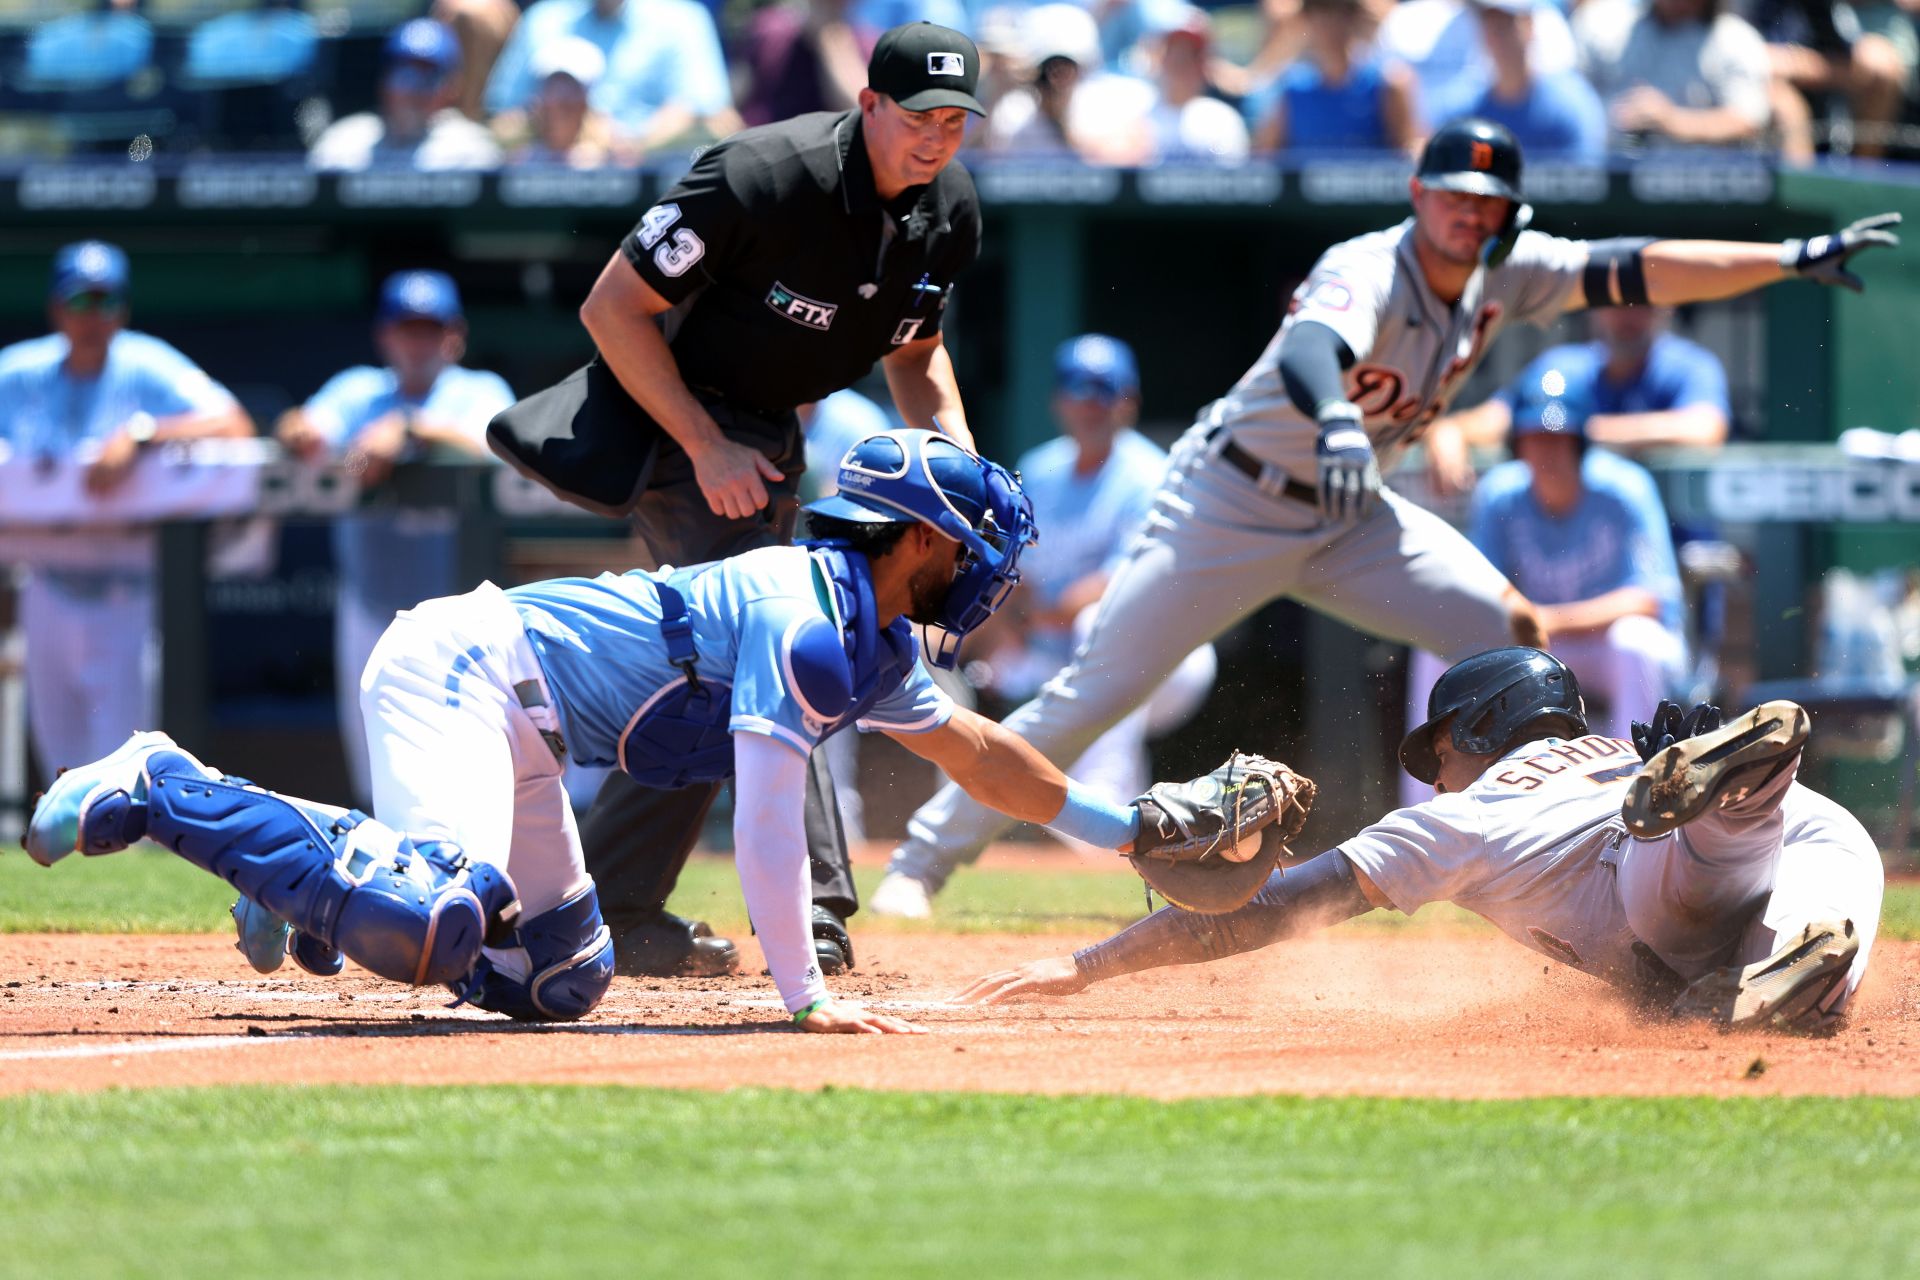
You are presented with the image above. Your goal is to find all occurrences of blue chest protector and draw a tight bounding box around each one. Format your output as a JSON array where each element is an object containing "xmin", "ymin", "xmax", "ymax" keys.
[{"xmin": 616, "ymin": 547, "xmax": 916, "ymax": 789}]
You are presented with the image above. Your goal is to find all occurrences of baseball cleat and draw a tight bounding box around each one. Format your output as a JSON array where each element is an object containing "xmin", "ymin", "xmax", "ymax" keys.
[
  {"xmin": 1670, "ymin": 918, "xmax": 1858, "ymax": 1033},
  {"xmin": 1622, "ymin": 700, "xmax": 1809, "ymax": 839},
  {"xmin": 232, "ymin": 896, "xmax": 292, "ymax": 975},
  {"xmin": 869, "ymin": 870, "xmax": 933, "ymax": 920},
  {"xmin": 24, "ymin": 730, "xmax": 177, "ymax": 866},
  {"xmin": 612, "ymin": 909, "xmax": 741, "ymax": 978}
]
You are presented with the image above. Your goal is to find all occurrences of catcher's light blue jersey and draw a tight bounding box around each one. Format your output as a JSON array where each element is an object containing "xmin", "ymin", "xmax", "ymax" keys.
[{"xmin": 509, "ymin": 545, "xmax": 952, "ymax": 773}]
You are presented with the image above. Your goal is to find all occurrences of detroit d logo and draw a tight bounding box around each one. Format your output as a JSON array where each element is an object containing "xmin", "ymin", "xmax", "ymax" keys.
[
  {"xmin": 766, "ymin": 281, "xmax": 837, "ymax": 330},
  {"xmin": 927, "ymin": 52, "xmax": 964, "ymax": 76}
]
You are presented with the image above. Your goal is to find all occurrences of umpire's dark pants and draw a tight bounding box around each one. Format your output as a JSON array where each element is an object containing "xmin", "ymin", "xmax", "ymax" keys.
[{"xmin": 581, "ymin": 422, "xmax": 859, "ymax": 929}]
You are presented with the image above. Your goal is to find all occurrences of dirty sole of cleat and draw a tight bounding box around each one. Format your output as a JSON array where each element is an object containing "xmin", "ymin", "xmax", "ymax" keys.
[
  {"xmin": 1623, "ymin": 701, "xmax": 1810, "ymax": 839},
  {"xmin": 23, "ymin": 730, "xmax": 176, "ymax": 866},
  {"xmin": 1671, "ymin": 919, "xmax": 1858, "ymax": 1032}
]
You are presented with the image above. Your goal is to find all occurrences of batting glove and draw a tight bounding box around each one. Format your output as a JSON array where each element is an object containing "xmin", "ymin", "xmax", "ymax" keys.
[
  {"xmin": 1314, "ymin": 401, "xmax": 1379, "ymax": 524},
  {"xmin": 1630, "ymin": 699, "xmax": 1724, "ymax": 763},
  {"xmin": 1783, "ymin": 212, "xmax": 1901, "ymax": 293}
]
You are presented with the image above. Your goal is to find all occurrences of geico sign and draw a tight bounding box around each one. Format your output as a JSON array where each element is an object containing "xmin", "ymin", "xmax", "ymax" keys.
[{"xmin": 1708, "ymin": 464, "xmax": 1920, "ymax": 522}]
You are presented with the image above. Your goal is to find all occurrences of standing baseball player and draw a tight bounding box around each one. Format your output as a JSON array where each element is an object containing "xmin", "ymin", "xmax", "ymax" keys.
[
  {"xmin": 0, "ymin": 241, "xmax": 253, "ymax": 784},
  {"xmin": 26, "ymin": 430, "xmax": 1258, "ymax": 1032},
  {"xmin": 494, "ymin": 21, "xmax": 989, "ymax": 979},
  {"xmin": 964, "ymin": 647, "xmax": 1884, "ymax": 1034},
  {"xmin": 878, "ymin": 116, "xmax": 1900, "ymax": 903}
]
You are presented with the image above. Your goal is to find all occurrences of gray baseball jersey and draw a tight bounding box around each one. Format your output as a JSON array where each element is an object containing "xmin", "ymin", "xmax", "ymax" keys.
[
  {"xmin": 1341, "ymin": 732, "xmax": 1883, "ymax": 1012},
  {"xmin": 1215, "ymin": 221, "xmax": 1587, "ymax": 482}
]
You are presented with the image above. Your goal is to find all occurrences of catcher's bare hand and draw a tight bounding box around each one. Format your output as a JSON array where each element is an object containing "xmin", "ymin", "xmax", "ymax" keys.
[
  {"xmin": 954, "ymin": 956, "xmax": 1088, "ymax": 1005},
  {"xmin": 797, "ymin": 998, "xmax": 924, "ymax": 1035}
]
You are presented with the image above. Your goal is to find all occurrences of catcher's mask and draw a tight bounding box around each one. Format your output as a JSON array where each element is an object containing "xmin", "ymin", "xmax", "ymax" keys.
[
  {"xmin": 1400, "ymin": 646, "xmax": 1587, "ymax": 785},
  {"xmin": 1415, "ymin": 117, "xmax": 1532, "ymax": 268},
  {"xmin": 803, "ymin": 428, "xmax": 1038, "ymax": 669}
]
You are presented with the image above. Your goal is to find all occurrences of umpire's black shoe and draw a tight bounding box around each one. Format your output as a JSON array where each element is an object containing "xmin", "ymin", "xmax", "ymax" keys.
[
  {"xmin": 612, "ymin": 909, "xmax": 741, "ymax": 978},
  {"xmin": 812, "ymin": 905, "xmax": 854, "ymax": 975}
]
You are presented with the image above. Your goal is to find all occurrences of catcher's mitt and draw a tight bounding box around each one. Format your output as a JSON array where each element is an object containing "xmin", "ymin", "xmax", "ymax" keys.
[{"xmin": 1127, "ymin": 751, "xmax": 1316, "ymax": 913}]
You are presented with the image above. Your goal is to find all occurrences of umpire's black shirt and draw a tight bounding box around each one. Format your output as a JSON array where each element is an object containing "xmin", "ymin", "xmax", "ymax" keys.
[{"xmin": 619, "ymin": 110, "xmax": 982, "ymax": 416}]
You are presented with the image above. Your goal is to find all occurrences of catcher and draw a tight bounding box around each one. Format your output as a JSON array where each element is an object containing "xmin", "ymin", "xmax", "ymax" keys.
[{"xmin": 962, "ymin": 647, "xmax": 1885, "ymax": 1034}]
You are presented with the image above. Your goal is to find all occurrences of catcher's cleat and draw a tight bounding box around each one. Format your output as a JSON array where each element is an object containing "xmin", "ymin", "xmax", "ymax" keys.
[
  {"xmin": 1622, "ymin": 700, "xmax": 1809, "ymax": 839},
  {"xmin": 232, "ymin": 896, "xmax": 292, "ymax": 974},
  {"xmin": 812, "ymin": 905, "xmax": 854, "ymax": 975},
  {"xmin": 1670, "ymin": 918, "xmax": 1858, "ymax": 1033},
  {"xmin": 24, "ymin": 730, "xmax": 177, "ymax": 866},
  {"xmin": 611, "ymin": 909, "xmax": 741, "ymax": 978}
]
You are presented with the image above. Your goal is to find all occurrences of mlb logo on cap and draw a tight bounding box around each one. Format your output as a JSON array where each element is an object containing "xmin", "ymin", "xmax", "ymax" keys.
[
  {"xmin": 927, "ymin": 52, "xmax": 965, "ymax": 76},
  {"xmin": 868, "ymin": 22, "xmax": 986, "ymax": 114}
]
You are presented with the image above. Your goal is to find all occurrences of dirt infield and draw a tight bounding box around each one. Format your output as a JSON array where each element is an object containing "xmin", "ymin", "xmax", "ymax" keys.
[{"xmin": 3, "ymin": 931, "xmax": 1918, "ymax": 1099}]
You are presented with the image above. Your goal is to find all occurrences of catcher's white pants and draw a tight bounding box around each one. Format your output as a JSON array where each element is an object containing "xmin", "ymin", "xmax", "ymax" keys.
[
  {"xmin": 1617, "ymin": 760, "xmax": 1883, "ymax": 1016},
  {"xmin": 890, "ymin": 423, "xmax": 1518, "ymax": 890},
  {"xmin": 359, "ymin": 582, "xmax": 590, "ymax": 920},
  {"xmin": 23, "ymin": 572, "xmax": 158, "ymax": 779}
]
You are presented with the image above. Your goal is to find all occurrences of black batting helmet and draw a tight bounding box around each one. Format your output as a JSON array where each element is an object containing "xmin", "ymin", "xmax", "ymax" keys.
[
  {"xmin": 1399, "ymin": 646, "xmax": 1587, "ymax": 785},
  {"xmin": 1417, "ymin": 117, "xmax": 1523, "ymax": 201},
  {"xmin": 1415, "ymin": 118, "xmax": 1532, "ymax": 266}
]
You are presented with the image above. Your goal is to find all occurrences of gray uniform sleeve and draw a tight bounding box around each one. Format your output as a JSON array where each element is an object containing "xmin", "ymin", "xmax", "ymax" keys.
[
  {"xmin": 1286, "ymin": 239, "xmax": 1396, "ymax": 361},
  {"xmin": 1498, "ymin": 230, "xmax": 1590, "ymax": 325},
  {"xmin": 1338, "ymin": 793, "xmax": 1493, "ymax": 915}
]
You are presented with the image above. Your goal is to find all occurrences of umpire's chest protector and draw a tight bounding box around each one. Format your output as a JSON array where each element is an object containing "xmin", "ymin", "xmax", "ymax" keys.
[{"xmin": 616, "ymin": 547, "xmax": 915, "ymax": 789}]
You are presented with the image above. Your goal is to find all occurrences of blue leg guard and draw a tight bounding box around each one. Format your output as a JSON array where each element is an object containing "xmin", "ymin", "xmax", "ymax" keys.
[
  {"xmin": 140, "ymin": 750, "xmax": 522, "ymax": 988},
  {"xmin": 452, "ymin": 885, "xmax": 614, "ymax": 1022}
]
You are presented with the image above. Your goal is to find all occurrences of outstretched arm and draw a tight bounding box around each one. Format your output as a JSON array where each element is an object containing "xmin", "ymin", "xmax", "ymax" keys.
[
  {"xmin": 1582, "ymin": 215, "xmax": 1901, "ymax": 309},
  {"xmin": 956, "ymin": 850, "xmax": 1380, "ymax": 1003}
]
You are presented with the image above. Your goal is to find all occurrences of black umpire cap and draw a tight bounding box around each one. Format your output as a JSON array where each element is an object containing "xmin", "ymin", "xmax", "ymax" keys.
[
  {"xmin": 1417, "ymin": 117, "xmax": 1524, "ymax": 201},
  {"xmin": 869, "ymin": 22, "xmax": 987, "ymax": 116}
]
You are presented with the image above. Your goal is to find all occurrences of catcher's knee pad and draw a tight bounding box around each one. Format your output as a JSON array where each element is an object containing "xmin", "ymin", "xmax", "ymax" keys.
[
  {"xmin": 452, "ymin": 885, "xmax": 614, "ymax": 1022},
  {"xmin": 142, "ymin": 751, "xmax": 521, "ymax": 986}
]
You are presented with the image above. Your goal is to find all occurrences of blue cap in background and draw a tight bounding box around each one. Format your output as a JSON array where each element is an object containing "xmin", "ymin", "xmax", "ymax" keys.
[
  {"xmin": 1510, "ymin": 365, "xmax": 1591, "ymax": 440},
  {"xmin": 385, "ymin": 18, "xmax": 460, "ymax": 73},
  {"xmin": 50, "ymin": 240, "xmax": 130, "ymax": 302},
  {"xmin": 378, "ymin": 270, "xmax": 463, "ymax": 326},
  {"xmin": 1053, "ymin": 333, "xmax": 1139, "ymax": 400}
]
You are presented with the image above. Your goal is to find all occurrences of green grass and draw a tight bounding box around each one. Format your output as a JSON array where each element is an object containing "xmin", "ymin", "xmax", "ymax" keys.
[
  {"xmin": 5, "ymin": 843, "xmax": 1918, "ymax": 940},
  {"xmin": 0, "ymin": 1086, "xmax": 1914, "ymax": 1279}
]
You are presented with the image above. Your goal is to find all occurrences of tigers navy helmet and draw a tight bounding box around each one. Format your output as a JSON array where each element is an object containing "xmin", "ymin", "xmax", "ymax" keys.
[
  {"xmin": 1399, "ymin": 646, "xmax": 1588, "ymax": 784},
  {"xmin": 1416, "ymin": 117, "xmax": 1533, "ymax": 267},
  {"xmin": 804, "ymin": 428, "xmax": 1038, "ymax": 669}
]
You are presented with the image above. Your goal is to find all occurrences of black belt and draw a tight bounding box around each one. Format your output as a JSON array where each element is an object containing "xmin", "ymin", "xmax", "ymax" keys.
[{"xmin": 1205, "ymin": 426, "xmax": 1318, "ymax": 506}]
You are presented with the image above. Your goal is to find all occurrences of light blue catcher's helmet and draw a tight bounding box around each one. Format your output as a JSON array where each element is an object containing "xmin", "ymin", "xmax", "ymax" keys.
[{"xmin": 804, "ymin": 428, "xmax": 1037, "ymax": 669}]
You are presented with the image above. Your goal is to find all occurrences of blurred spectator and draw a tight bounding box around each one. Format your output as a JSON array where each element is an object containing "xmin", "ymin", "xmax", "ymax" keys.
[
  {"xmin": 852, "ymin": 0, "xmax": 972, "ymax": 40},
  {"xmin": 1249, "ymin": 0, "xmax": 1417, "ymax": 155},
  {"xmin": 1424, "ymin": 306, "xmax": 1730, "ymax": 494},
  {"xmin": 484, "ymin": 0, "xmax": 739, "ymax": 153},
  {"xmin": 274, "ymin": 271, "xmax": 512, "ymax": 807},
  {"xmin": 1380, "ymin": 0, "xmax": 1580, "ymax": 126},
  {"xmin": 0, "ymin": 242, "xmax": 252, "ymax": 782},
  {"xmin": 1086, "ymin": 0, "xmax": 1194, "ymax": 77},
  {"xmin": 986, "ymin": 3, "xmax": 1155, "ymax": 161},
  {"xmin": 1212, "ymin": 0, "xmax": 1308, "ymax": 100},
  {"xmin": 1577, "ymin": 0, "xmax": 1774, "ymax": 149},
  {"xmin": 309, "ymin": 19, "xmax": 501, "ymax": 170},
  {"xmin": 1143, "ymin": 6, "xmax": 1251, "ymax": 161},
  {"xmin": 966, "ymin": 5, "xmax": 1035, "ymax": 126},
  {"xmin": 735, "ymin": 0, "xmax": 878, "ymax": 127},
  {"xmin": 1742, "ymin": 0, "xmax": 1915, "ymax": 160},
  {"xmin": 183, "ymin": 0, "xmax": 317, "ymax": 86},
  {"xmin": 1445, "ymin": 0, "xmax": 1607, "ymax": 159},
  {"xmin": 499, "ymin": 35, "xmax": 620, "ymax": 165},
  {"xmin": 25, "ymin": 0, "xmax": 153, "ymax": 89},
  {"xmin": 430, "ymin": 0, "xmax": 522, "ymax": 120}
]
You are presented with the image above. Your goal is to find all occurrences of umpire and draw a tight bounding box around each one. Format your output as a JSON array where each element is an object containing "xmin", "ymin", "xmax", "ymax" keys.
[{"xmin": 495, "ymin": 22, "xmax": 986, "ymax": 978}]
